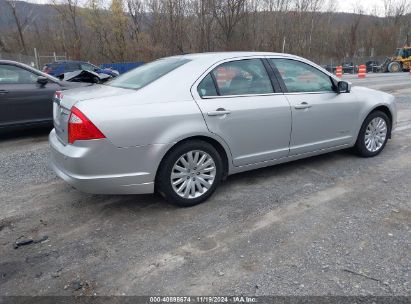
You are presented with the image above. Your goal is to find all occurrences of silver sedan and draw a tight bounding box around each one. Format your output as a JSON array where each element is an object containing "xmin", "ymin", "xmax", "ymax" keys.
[{"xmin": 50, "ymin": 52, "xmax": 397, "ymax": 206}]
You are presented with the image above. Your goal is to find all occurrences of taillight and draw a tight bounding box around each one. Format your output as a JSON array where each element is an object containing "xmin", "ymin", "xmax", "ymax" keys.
[{"xmin": 68, "ymin": 107, "xmax": 105, "ymax": 144}]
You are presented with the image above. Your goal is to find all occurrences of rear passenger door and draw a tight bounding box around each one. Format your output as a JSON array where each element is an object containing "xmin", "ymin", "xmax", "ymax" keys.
[{"xmin": 192, "ymin": 58, "xmax": 292, "ymax": 167}]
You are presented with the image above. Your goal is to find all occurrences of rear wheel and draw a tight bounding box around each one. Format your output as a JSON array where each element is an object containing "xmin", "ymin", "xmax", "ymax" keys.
[
  {"xmin": 354, "ymin": 111, "xmax": 390, "ymax": 157},
  {"xmin": 156, "ymin": 140, "xmax": 223, "ymax": 207}
]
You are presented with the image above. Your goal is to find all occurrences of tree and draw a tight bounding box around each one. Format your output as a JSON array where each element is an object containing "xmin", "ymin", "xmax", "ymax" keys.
[
  {"xmin": 110, "ymin": 0, "xmax": 128, "ymax": 61},
  {"xmin": 212, "ymin": 0, "xmax": 247, "ymax": 50},
  {"xmin": 4, "ymin": 0, "xmax": 37, "ymax": 54},
  {"xmin": 52, "ymin": 0, "xmax": 82, "ymax": 59},
  {"xmin": 192, "ymin": 0, "xmax": 216, "ymax": 52},
  {"xmin": 127, "ymin": 0, "xmax": 144, "ymax": 41}
]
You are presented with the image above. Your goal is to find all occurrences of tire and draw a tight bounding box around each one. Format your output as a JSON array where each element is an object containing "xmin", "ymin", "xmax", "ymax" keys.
[
  {"xmin": 388, "ymin": 62, "xmax": 401, "ymax": 73},
  {"xmin": 354, "ymin": 110, "xmax": 391, "ymax": 157},
  {"xmin": 156, "ymin": 140, "xmax": 223, "ymax": 207}
]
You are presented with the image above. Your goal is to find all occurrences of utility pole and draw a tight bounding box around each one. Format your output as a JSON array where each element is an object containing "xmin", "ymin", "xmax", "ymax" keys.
[{"xmin": 33, "ymin": 48, "xmax": 39, "ymax": 69}]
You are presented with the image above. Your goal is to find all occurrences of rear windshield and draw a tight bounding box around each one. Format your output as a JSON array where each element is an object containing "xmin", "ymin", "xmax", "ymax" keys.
[{"xmin": 107, "ymin": 57, "xmax": 190, "ymax": 90}]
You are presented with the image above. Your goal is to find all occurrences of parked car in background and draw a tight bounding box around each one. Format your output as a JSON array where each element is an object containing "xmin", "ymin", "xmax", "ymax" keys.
[
  {"xmin": 322, "ymin": 64, "xmax": 336, "ymax": 73},
  {"xmin": 50, "ymin": 52, "xmax": 396, "ymax": 207},
  {"xmin": 365, "ymin": 60, "xmax": 380, "ymax": 73},
  {"xmin": 0, "ymin": 60, "xmax": 89, "ymax": 131},
  {"xmin": 341, "ymin": 62, "xmax": 357, "ymax": 74},
  {"xmin": 57, "ymin": 69, "xmax": 114, "ymax": 84},
  {"xmin": 43, "ymin": 60, "xmax": 119, "ymax": 78}
]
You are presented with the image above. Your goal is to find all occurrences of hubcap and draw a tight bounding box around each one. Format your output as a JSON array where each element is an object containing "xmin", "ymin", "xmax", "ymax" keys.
[
  {"xmin": 364, "ymin": 117, "xmax": 387, "ymax": 152},
  {"xmin": 171, "ymin": 150, "xmax": 216, "ymax": 199}
]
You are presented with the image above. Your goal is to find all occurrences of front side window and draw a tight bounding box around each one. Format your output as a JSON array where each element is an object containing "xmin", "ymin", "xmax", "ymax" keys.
[
  {"xmin": 270, "ymin": 59, "xmax": 334, "ymax": 93},
  {"xmin": 108, "ymin": 57, "xmax": 190, "ymax": 90},
  {"xmin": 0, "ymin": 64, "xmax": 38, "ymax": 84},
  {"xmin": 402, "ymin": 48, "xmax": 411, "ymax": 58},
  {"xmin": 209, "ymin": 59, "xmax": 273, "ymax": 96}
]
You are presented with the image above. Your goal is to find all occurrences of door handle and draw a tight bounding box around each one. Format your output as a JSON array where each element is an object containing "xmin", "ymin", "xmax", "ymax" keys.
[
  {"xmin": 294, "ymin": 102, "xmax": 312, "ymax": 110},
  {"xmin": 207, "ymin": 108, "xmax": 231, "ymax": 116},
  {"xmin": 0, "ymin": 90, "xmax": 9, "ymax": 95}
]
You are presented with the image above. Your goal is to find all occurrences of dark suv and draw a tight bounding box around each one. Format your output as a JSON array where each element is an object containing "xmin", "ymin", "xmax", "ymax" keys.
[{"xmin": 0, "ymin": 60, "xmax": 88, "ymax": 131}]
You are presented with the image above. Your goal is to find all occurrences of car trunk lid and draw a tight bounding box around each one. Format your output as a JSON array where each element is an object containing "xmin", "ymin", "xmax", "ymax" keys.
[{"xmin": 53, "ymin": 85, "xmax": 134, "ymax": 144}]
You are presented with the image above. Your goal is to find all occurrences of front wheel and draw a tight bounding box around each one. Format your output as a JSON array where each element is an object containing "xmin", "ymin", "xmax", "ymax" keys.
[
  {"xmin": 156, "ymin": 140, "xmax": 223, "ymax": 207},
  {"xmin": 388, "ymin": 62, "xmax": 401, "ymax": 73},
  {"xmin": 354, "ymin": 111, "xmax": 391, "ymax": 157}
]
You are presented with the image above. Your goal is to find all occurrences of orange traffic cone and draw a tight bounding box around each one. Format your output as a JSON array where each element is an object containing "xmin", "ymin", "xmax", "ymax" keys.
[
  {"xmin": 358, "ymin": 64, "xmax": 366, "ymax": 78},
  {"xmin": 336, "ymin": 66, "xmax": 342, "ymax": 78}
]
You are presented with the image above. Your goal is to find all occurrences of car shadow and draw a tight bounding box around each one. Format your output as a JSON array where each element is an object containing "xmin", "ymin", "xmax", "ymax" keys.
[
  {"xmin": 0, "ymin": 125, "xmax": 52, "ymax": 142},
  {"xmin": 90, "ymin": 148, "xmax": 356, "ymax": 214},
  {"xmin": 225, "ymin": 149, "xmax": 354, "ymax": 183}
]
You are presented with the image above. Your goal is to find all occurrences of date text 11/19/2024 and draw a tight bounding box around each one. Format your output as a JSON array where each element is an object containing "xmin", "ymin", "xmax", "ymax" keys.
[{"xmin": 149, "ymin": 296, "xmax": 257, "ymax": 303}]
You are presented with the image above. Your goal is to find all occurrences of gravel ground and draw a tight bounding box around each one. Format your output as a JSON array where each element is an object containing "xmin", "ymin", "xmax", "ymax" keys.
[{"xmin": 0, "ymin": 74, "xmax": 410, "ymax": 296}]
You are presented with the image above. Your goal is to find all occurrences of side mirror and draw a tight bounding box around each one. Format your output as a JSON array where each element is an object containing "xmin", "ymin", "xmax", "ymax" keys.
[
  {"xmin": 37, "ymin": 76, "xmax": 48, "ymax": 86},
  {"xmin": 337, "ymin": 81, "xmax": 350, "ymax": 93}
]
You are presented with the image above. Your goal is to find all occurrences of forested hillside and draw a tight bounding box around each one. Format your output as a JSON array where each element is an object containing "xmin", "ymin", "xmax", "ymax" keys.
[{"xmin": 0, "ymin": 0, "xmax": 409, "ymax": 64}]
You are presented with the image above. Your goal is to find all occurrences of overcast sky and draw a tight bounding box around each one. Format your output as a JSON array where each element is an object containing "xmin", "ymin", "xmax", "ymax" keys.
[
  {"xmin": 24, "ymin": 0, "xmax": 388, "ymax": 15},
  {"xmin": 338, "ymin": 0, "xmax": 385, "ymax": 13}
]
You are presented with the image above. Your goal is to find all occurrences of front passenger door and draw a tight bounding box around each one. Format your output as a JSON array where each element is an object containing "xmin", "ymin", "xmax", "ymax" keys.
[{"xmin": 269, "ymin": 58, "xmax": 361, "ymax": 156}]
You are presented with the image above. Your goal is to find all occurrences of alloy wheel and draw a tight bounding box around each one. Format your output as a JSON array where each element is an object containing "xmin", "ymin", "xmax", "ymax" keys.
[
  {"xmin": 170, "ymin": 150, "xmax": 216, "ymax": 199},
  {"xmin": 364, "ymin": 117, "xmax": 387, "ymax": 152}
]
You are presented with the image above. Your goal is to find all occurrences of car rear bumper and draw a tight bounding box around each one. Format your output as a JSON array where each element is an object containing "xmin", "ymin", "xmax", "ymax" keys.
[{"xmin": 49, "ymin": 129, "xmax": 171, "ymax": 194}]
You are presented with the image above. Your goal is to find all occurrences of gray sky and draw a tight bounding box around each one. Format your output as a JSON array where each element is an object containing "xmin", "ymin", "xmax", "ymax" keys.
[
  {"xmin": 25, "ymin": 0, "xmax": 387, "ymax": 15},
  {"xmin": 338, "ymin": 0, "xmax": 385, "ymax": 13}
]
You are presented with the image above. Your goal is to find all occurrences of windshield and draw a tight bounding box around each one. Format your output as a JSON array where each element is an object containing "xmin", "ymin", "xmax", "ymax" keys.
[{"xmin": 107, "ymin": 57, "xmax": 190, "ymax": 90}]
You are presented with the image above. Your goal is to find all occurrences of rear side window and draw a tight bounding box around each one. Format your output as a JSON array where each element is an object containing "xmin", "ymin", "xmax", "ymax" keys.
[
  {"xmin": 211, "ymin": 59, "xmax": 273, "ymax": 96},
  {"xmin": 108, "ymin": 57, "xmax": 190, "ymax": 90},
  {"xmin": 270, "ymin": 59, "xmax": 334, "ymax": 93},
  {"xmin": 66, "ymin": 62, "xmax": 81, "ymax": 72},
  {"xmin": 197, "ymin": 74, "xmax": 218, "ymax": 97}
]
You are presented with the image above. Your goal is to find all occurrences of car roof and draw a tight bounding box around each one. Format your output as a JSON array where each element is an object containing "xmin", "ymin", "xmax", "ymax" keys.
[
  {"xmin": 47, "ymin": 60, "xmax": 94, "ymax": 64},
  {"xmin": 0, "ymin": 59, "xmax": 42, "ymax": 70},
  {"xmin": 0, "ymin": 59, "xmax": 34, "ymax": 66},
  {"xmin": 161, "ymin": 51, "xmax": 334, "ymax": 78},
  {"xmin": 55, "ymin": 60, "xmax": 84, "ymax": 63},
  {"xmin": 171, "ymin": 51, "xmax": 300, "ymax": 61}
]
